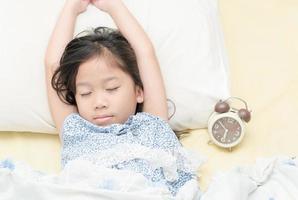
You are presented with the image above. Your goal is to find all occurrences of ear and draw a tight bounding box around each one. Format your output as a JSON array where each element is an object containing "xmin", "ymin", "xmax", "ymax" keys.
[{"xmin": 135, "ymin": 86, "xmax": 144, "ymax": 103}]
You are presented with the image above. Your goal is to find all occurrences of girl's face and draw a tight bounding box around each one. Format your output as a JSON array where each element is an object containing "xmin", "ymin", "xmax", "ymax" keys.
[{"xmin": 75, "ymin": 56, "xmax": 144, "ymax": 126}]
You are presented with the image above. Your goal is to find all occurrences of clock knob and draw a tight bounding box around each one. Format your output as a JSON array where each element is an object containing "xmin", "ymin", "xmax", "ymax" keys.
[
  {"xmin": 238, "ymin": 108, "xmax": 251, "ymax": 122},
  {"xmin": 215, "ymin": 100, "xmax": 230, "ymax": 113}
]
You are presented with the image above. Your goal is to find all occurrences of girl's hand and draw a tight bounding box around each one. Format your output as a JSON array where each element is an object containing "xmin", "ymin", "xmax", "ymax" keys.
[
  {"xmin": 65, "ymin": 0, "xmax": 91, "ymax": 16},
  {"xmin": 91, "ymin": 0, "xmax": 123, "ymax": 13}
]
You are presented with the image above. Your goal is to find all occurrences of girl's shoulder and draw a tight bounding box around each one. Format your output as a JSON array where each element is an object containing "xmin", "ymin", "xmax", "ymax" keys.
[
  {"xmin": 130, "ymin": 112, "xmax": 174, "ymax": 131},
  {"xmin": 61, "ymin": 112, "xmax": 83, "ymax": 130},
  {"xmin": 131, "ymin": 112, "xmax": 174, "ymax": 136},
  {"xmin": 133, "ymin": 112, "xmax": 168, "ymax": 124}
]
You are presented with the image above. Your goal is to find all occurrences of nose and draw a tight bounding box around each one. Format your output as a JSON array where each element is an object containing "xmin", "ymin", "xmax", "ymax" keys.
[{"xmin": 94, "ymin": 93, "xmax": 109, "ymax": 110}]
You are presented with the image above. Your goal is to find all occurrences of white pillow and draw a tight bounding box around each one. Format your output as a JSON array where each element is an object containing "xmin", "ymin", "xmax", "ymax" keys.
[{"xmin": 0, "ymin": 0, "xmax": 230, "ymax": 133}]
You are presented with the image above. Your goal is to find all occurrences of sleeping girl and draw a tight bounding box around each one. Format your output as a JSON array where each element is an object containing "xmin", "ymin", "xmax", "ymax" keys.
[{"xmin": 44, "ymin": 0, "xmax": 202, "ymax": 198}]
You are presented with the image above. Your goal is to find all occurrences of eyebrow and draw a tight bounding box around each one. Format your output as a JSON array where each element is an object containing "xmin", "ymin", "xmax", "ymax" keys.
[{"xmin": 76, "ymin": 77, "xmax": 119, "ymax": 88}]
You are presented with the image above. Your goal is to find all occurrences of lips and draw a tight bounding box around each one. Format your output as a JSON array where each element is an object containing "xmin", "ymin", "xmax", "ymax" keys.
[
  {"xmin": 93, "ymin": 115, "xmax": 114, "ymax": 124},
  {"xmin": 93, "ymin": 115, "xmax": 113, "ymax": 119}
]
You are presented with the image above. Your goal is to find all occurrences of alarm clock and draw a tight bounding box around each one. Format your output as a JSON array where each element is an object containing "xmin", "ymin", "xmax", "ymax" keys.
[{"xmin": 207, "ymin": 97, "xmax": 251, "ymax": 150}]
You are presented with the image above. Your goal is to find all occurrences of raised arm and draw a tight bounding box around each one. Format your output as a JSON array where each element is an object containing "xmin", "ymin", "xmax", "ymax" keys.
[
  {"xmin": 44, "ymin": 0, "xmax": 90, "ymax": 139},
  {"xmin": 45, "ymin": 0, "xmax": 90, "ymax": 69},
  {"xmin": 91, "ymin": 0, "xmax": 168, "ymax": 121}
]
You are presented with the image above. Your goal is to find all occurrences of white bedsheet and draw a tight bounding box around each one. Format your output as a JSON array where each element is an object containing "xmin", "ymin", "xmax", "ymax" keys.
[
  {"xmin": 201, "ymin": 156, "xmax": 298, "ymax": 200},
  {"xmin": 0, "ymin": 156, "xmax": 297, "ymax": 200},
  {"xmin": 0, "ymin": 158, "xmax": 201, "ymax": 200}
]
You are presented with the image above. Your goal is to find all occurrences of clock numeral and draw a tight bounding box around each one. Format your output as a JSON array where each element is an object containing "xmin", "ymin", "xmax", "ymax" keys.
[
  {"xmin": 235, "ymin": 131, "xmax": 240, "ymax": 136},
  {"xmin": 214, "ymin": 124, "xmax": 219, "ymax": 130},
  {"xmin": 227, "ymin": 118, "xmax": 234, "ymax": 124}
]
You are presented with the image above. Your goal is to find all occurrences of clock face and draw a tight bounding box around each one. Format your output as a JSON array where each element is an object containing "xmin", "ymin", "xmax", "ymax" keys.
[{"xmin": 212, "ymin": 117, "xmax": 242, "ymax": 144}]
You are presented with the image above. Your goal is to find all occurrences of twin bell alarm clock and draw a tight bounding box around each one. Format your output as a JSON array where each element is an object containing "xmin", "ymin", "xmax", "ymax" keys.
[{"xmin": 207, "ymin": 97, "xmax": 251, "ymax": 150}]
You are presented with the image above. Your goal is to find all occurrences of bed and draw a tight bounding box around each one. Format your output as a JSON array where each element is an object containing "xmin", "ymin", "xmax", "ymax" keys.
[{"xmin": 0, "ymin": 0, "xmax": 297, "ymax": 197}]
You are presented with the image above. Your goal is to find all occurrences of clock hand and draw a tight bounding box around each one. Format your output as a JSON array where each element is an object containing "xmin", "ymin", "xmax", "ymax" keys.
[
  {"xmin": 223, "ymin": 129, "xmax": 228, "ymax": 140},
  {"xmin": 219, "ymin": 121, "xmax": 227, "ymax": 130},
  {"xmin": 221, "ymin": 129, "xmax": 228, "ymax": 143},
  {"xmin": 220, "ymin": 129, "xmax": 228, "ymax": 142}
]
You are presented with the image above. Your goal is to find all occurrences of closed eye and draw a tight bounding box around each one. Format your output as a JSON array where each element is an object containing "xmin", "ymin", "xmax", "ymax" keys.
[
  {"xmin": 106, "ymin": 87, "xmax": 120, "ymax": 92},
  {"xmin": 80, "ymin": 92, "xmax": 91, "ymax": 97}
]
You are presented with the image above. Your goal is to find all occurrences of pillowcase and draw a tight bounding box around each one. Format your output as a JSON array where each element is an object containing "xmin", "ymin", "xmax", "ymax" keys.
[{"xmin": 0, "ymin": 0, "xmax": 230, "ymax": 133}]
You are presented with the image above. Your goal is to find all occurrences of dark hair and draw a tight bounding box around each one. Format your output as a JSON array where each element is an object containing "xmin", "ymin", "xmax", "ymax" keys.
[{"xmin": 51, "ymin": 26, "xmax": 143, "ymax": 113}]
